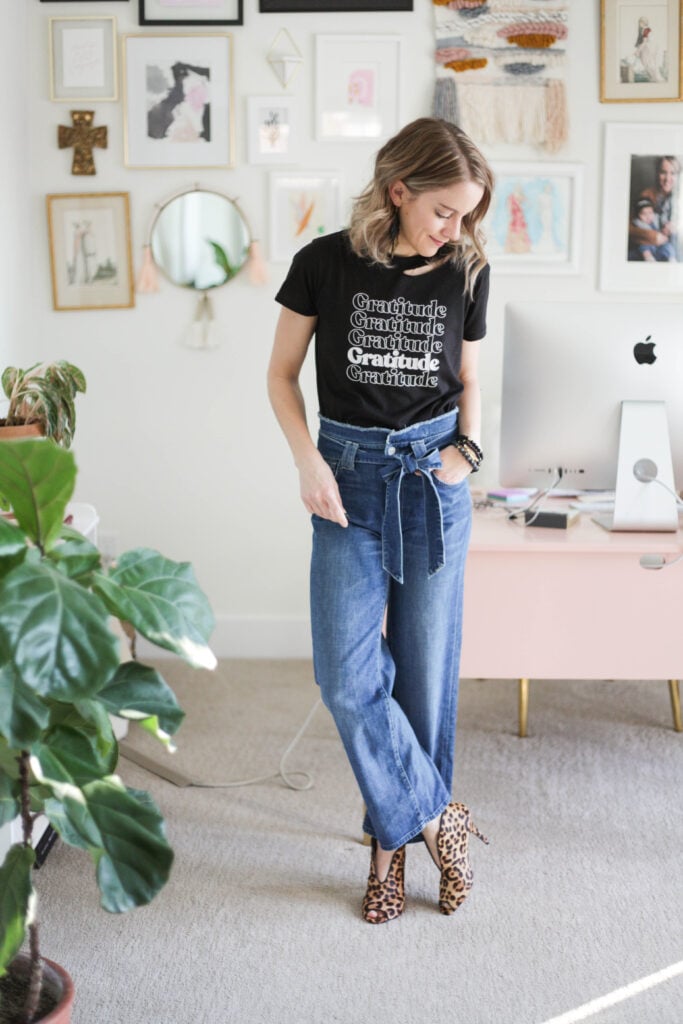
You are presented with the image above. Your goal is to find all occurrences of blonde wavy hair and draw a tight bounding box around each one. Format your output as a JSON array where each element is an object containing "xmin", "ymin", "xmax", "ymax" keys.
[{"xmin": 348, "ymin": 117, "xmax": 494, "ymax": 293}]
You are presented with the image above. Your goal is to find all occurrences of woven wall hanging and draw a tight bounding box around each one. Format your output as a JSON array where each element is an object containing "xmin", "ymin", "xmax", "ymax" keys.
[{"xmin": 433, "ymin": 0, "xmax": 569, "ymax": 153}]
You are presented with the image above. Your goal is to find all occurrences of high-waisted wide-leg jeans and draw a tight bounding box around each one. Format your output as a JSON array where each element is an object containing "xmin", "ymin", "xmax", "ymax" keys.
[{"xmin": 310, "ymin": 410, "xmax": 472, "ymax": 850}]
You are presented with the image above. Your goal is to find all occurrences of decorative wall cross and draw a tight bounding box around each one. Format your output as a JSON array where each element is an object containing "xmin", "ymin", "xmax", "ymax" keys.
[{"xmin": 58, "ymin": 111, "xmax": 108, "ymax": 175}]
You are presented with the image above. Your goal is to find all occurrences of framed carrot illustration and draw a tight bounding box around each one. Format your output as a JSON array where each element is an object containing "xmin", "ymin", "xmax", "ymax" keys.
[{"xmin": 269, "ymin": 171, "xmax": 342, "ymax": 263}]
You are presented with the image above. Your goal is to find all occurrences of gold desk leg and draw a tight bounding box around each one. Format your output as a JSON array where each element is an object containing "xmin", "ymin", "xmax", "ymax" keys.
[
  {"xmin": 668, "ymin": 680, "xmax": 682, "ymax": 733},
  {"xmin": 519, "ymin": 678, "xmax": 529, "ymax": 738},
  {"xmin": 361, "ymin": 804, "xmax": 372, "ymax": 846}
]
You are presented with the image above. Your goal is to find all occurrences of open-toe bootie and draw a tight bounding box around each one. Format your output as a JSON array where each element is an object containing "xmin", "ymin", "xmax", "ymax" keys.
[
  {"xmin": 362, "ymin": 839, "xmax": 406, "ymax": 925},
  {"xmin": 437, "ymin": 801, "xmax": 489, "ymax": 916}
]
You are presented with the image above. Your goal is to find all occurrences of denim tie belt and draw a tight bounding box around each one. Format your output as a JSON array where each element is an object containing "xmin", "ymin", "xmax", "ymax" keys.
[
  {"xmin": 380, "ymin": 443, "xmax": 445, "ymax": 583},
  {"xmin": 318, "ymin": 410, "xmax": 458, "ymax": 585}
]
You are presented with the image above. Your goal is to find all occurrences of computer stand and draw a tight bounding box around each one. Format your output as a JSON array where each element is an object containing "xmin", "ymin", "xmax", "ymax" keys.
[{"xmin": 593, "ymin": 400, "xmax": 678, "ymax": 532}]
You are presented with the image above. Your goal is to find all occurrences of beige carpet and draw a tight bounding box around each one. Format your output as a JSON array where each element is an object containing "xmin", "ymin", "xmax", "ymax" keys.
[{"xmin": 33, "ymin": 661, "xmax": 683, "ymax": 1024}]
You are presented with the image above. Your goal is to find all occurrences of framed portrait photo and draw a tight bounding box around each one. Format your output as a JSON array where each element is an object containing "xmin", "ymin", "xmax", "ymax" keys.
[
  {"xmin": 46, "ymin": 193, "xmax": 135, "ymax": 311},
  {"xmin": 600, "ymin": 0, "xmax": 682, "ymax": 102},
  {"xmin": 49, "ymin": 16, "xmax": 117, "ymax": 102},
  {"xmin": 139, "ymin": 0, "xmax": 243, "ymax": 26},
  {"xmin": 486, "ymin": 163, "xmax": 583, "ymax": 274},
  {"xmin": 247, "ymin": 96, "xmax": 298, "ymax": 164},
  {"xmin": 600, "ymin": 123, "xmax": 683, "ymax": 293},
  {"xmin": 269, "ymin": 171, "xmax": 341, "ymax": 263},
  {"xmin": 122, "ymin": 34, "xmax": 234, "ymax": 168},
  {"xmin": 315, "ymin": 34, "xmax": 401, "ymax": 141}
]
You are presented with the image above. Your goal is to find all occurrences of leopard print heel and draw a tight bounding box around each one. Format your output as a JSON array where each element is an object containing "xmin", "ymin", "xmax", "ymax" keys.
[
  {"xmin": 436, "ymin": 801, "xmax": 489, "ymax": 916},
  {"xmin": 362, "ymin": 840, "xmax": 406, "ymax": 925}
]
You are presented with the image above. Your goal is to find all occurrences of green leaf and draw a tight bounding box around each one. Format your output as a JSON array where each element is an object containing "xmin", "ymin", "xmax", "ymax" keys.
[
  {"xmin": 48, "ymin": 530, "xmax": 102, "ymax": 583},
  {"xmin": 33, "ymin": 723, "xmax": 117, "ymax": 788},
  {"xmin": 0, "ymin": 660, "xmax": 50, "ymax": 749},
  {"xmin": 0, "ymin": 439, "xmax": 75, "ymax": 551},
  {"xmin": 42, "ymin": 777, "xmax": 173, "ymax": 913},
  {"xmin": 0, "ymin": 844, "xmax": 35, "ymax": 976},
  {"xmin": 92, "ymin": 549, "xmax": 216, "ymax": 670},
  {"xmin": 98, "ymin": 662, "xmax": 184, "ymax": 746},
  {"xmin": 0, "ymin": 562, "xmax": 120, "ymax": 700},
  {"xmin": 0, "ymin": 516, "xmax": 28, "ymax": 579},
  {"xmin": 0, "ymin": 770, "xmax": 20, "ymax": 827}
]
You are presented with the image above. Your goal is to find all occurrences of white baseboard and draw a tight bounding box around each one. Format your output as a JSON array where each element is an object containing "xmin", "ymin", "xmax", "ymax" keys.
[{"xmin": 136, "ymin": 616, "xmax": 313, "ymax": 660}]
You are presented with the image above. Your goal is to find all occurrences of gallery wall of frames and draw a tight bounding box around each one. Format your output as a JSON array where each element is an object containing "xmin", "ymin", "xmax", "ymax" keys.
[{"xmin": 37, "ymin": 0, "xmax": 683, "ymax": 318}]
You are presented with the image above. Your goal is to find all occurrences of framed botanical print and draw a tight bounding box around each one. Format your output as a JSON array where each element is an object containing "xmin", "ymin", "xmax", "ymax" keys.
[
  {"xmin": 49, "ymin": 16, "xmax": 118, "ymax": 102},
  {"xmin": 486, "ymin": 163, "xmax": 583, "ymax": 274},
  {"xmin": 269, "ymin": 171, "xmax": 341, "ymax": 263},
  {"xmin": 600, "ymin": 0, "xmax": 682, "ymax": 101},
  {"xmin": 139, "ymin": 0, "xmax": 243, "ymax": 26},
  {"xmin": 600, "ymin": 122, "xmax": 683, "ymax": 292},
  {"xmin": 247, "ymin": 96, "xmax": 297, "ymax": 164},
  {"xmin": 46, "ymin": 193, "xmax": 135, "ymax": 311},
  {"xmin": 122, "ymin": 34, "xmax": 234, "ymax": 168}
]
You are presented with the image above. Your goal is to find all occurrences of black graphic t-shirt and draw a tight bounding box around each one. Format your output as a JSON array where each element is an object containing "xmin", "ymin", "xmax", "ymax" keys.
[{"xmin": 275, "ymin": 230, "xmax": 490, "ymax": 428}]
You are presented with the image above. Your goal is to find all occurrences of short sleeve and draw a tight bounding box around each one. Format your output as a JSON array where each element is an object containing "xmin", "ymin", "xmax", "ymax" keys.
[
  {"xmin": 274, "ymin": 241, "xmax": 319, "ymax": 317},
  {"xmin": 463, "ymin": 263, "xmax": 490, "ymax": 341}
]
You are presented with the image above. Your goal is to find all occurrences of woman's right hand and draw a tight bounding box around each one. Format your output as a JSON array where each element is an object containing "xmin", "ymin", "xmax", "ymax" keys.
[{"xmin": 298, "ymin": 452, "xmax": 348, "ymax": 527}]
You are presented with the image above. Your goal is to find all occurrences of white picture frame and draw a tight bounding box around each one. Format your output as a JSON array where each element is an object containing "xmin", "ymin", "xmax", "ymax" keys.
[
  {"xmin": 247, "ymin": 96, "xmax": 297, "ymax": 165},
  {"xmin": 49, "ymin": 16, "xmax": 118, "ymax": 102},
  {"xmin": 122, "ymin": 33, "xmax": 234, "ymax": 169},
  {"xmin": 314, "ymin": 34, "xmax": 401, "ymax": 141},
  {"xmin": 269, "ymin": 171, "xmax": 341, "ymax": 263},
  {"xmin": 486, "ymin": 162, "xmax": 583, "ymax": 274},
  {"xmin": 600, "ymin": 122, "xmax": 683, "ymax": 293}
]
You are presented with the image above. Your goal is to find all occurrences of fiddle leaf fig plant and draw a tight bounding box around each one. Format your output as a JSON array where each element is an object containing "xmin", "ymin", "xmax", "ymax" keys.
[{"xmin": 0, "ymin": 438, "xmax": 216, "ymax": 1023}]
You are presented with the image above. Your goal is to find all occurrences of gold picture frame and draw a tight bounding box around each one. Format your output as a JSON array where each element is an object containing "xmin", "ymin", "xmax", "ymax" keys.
[
  {"xmin": 600, "ymin": 0, "xmax": 682, "ymax": 102},
  {"xmin": 49, "ymin": 16, "xmax": 118, "ymax": 102},
  {"xmin": 46, "ymin": 192, "xmax": 135, "ymax": 311},
  {"xmin": 122, "ymin": 33, "xmax": 234, "ymax": 169}
]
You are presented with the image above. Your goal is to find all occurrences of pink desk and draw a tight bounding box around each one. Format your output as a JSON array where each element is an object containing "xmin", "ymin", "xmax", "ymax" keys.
[{"xmin": 460, "ymin": 507, "xmax": 683, "ymax": 736}]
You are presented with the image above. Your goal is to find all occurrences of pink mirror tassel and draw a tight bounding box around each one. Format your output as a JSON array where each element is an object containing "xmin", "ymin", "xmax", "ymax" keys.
[
  {"xmin": 246, "ymin": 239, "xmax": 269, "ymax": 286},
  {"xmin": 136, "ymin": 244, "xmax": 160, "ymax": 293}
]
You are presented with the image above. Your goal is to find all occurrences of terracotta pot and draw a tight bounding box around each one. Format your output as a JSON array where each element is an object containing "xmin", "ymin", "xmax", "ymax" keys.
[
  {"xmin": 4, "ymin": 954, "xmax": 75, "ymax": 1024},
  {"xmin": 0, "ymin": 422, "xmax": 44, "ymax": 440}
]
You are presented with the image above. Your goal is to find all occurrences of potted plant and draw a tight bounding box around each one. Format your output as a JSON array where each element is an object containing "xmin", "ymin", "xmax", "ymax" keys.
[
  {"xmin": 0, "ymin": 437, "xmax": 216, "ymax": 1023},
  {"xmin": 0, "ymin": 362, "xmax": 86, "ymax": 446}
]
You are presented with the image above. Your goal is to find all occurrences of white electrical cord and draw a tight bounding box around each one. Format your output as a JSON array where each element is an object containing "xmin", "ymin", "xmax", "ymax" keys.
[
  {"xmin": 120, "ymin": 697, "xmax": 323, "ymax": 792},
  {"xmin": 506, "ymin": 468, "xmax": 564, "ymax": 527}
]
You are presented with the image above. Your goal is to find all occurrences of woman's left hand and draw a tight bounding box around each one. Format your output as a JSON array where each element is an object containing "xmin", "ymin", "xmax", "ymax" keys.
[{"xmin": 431, "ymin": 445, "xmax": 473, "ymax": 485}]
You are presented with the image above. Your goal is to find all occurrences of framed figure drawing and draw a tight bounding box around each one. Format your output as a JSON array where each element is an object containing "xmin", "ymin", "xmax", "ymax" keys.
[
  {"xmin": 600, "ymin": 123, "xmax": 683, "ymax": 292},
  {"xmin": 122, "ymin": 34, "xmax": 234, "ymax": 168},
  {"xmin": 600, "ymin": 0, "xmax": 682, "ymax": 101},
  {"xmin": 486, "ymin": 163, "xmax": 582, "ymax": 274},
  {"xmin": 46, "ymin": 193, "xmax": 135, "ymax": 311},
  {"xmin": 269, "ymin": 171, "xmax": 341, "ymax": 263},
  {"xmin": 315, "ymin": 35, "xmax": 401, "ymax": 141}
]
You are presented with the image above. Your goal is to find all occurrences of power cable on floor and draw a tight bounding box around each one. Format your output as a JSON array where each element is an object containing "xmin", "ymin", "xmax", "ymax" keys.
[{"xmin": 119, "ymin": 697, "xmax": 323, "ymax": 792}]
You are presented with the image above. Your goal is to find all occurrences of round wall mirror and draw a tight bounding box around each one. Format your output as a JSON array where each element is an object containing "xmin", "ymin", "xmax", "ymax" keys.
[{"xmin": 150, "ymin": 189, "xmax": 251, "ymax": 291}]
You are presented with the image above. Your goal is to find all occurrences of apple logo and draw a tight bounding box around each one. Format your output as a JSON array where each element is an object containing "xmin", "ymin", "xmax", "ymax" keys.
[{"xmin": 634, "ymin": 334, "xmax": 656, "ymax": 365}]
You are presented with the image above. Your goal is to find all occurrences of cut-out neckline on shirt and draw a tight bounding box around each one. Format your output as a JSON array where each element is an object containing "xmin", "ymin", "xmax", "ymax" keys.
[{"xmin": 390, "ymin": 252, "xmax": 448, "ymax": 277}]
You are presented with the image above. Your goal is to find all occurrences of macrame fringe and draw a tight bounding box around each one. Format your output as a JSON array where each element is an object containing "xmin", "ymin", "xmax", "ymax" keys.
[
  {"xmin": 246, "ymin": 239, "xmax": 269, "ymax": 286},
  {"xmin": 454, "ymin": 80, "xmax": 567, "ymax": 152},
  {"xmin": 432, "ymin": 77, "xmax": 460, "ymax": 126},
  {"xmin": 183, "ymin": 292, "xmax": 219, "ymax": 350},
  {"xmin": 136, "ymin": 244, "xmax": 159, "ymax": 293}
]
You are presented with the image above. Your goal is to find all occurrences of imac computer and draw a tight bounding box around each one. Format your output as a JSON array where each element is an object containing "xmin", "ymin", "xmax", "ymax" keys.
[{"xmin": 499, "ymin": 301, "xmax": 683, "ymax": 531}]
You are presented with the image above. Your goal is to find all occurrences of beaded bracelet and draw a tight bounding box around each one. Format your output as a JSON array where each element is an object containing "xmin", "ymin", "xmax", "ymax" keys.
[{"xmin": 455, "ymin": 434, "xmax": 483, "ymax": 473}]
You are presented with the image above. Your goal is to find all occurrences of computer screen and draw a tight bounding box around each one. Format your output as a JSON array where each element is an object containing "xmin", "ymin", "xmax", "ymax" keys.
[{"xmin": 499, "ymin": 301, "xmax": 683, "ymax": 530}]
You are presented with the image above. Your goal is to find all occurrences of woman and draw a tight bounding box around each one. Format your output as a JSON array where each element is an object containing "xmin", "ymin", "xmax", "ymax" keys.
[{"xmin": 267, "ymin": 117, "xmax": 492, "ymax": 924}]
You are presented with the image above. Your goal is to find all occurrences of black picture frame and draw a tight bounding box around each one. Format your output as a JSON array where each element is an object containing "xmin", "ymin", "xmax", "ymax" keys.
[
  {"xmin": 139, "ymin": 0, "xmax": 243, "ymax": 25},
  {"xmin": 259, "ymin": 0, "xmax": 411, "ymax": 10},
  {"xmin": 40, "ymin": 1, "xmax": 128, "ymax": 3}
]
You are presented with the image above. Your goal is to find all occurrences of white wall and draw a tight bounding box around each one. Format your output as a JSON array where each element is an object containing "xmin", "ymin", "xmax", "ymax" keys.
[
  {"xmin": 0, "ymin": 0, "xmax": 29, "ymax": 369},
  {"xmin": 20, "ymin": 1, "xmax": 683, "ymax": 656}
]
